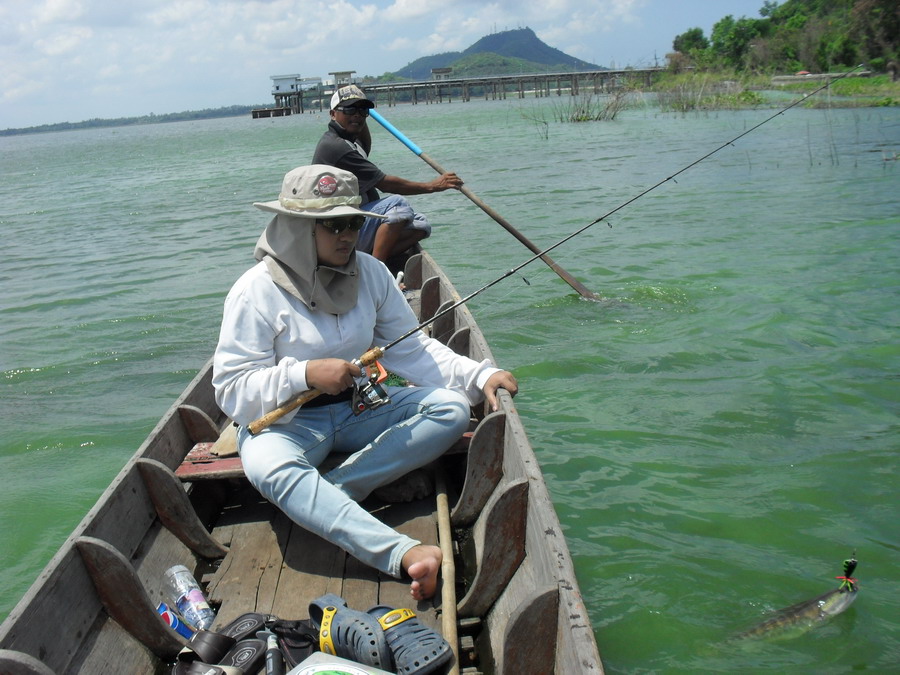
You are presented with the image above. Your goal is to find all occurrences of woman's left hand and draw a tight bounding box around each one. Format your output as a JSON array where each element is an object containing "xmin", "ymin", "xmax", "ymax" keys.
[{"xmin": 483, "ymin": 370, "xmax": 518, "ymax": 412}]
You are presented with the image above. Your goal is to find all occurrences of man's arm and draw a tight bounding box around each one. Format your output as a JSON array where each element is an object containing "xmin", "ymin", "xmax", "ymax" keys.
[{"xmin": 377, "ymin": 172, "xmax": 463, "ymax": 195}]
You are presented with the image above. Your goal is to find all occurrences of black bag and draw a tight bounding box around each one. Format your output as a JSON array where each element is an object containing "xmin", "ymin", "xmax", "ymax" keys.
[{"xmin": 269, "ymin": 618, "xmax": 320, "ymax": 668}]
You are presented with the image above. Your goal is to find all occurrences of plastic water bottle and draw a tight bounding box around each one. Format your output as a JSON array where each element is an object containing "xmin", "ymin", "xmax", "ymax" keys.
[{"xmin": 164, "ymin": 564, "xmax": 216, "ymax": 631}]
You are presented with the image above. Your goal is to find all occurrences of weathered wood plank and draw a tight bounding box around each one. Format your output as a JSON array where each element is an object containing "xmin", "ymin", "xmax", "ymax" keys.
[
  {"xmin": 0, "ymin": 650, "xmax": 55, "ymax": 675},
  {"xmin": 403, "ymin": 252, "xmax": 423, "ymax": 290},
  {"xmin": 206, "ymin": 494, "xmax": 281, "ymax": 621},
  {"xmin": 176, "ymin": 456, "xmax": 245, "ymax": 480},
  {"xmin": 74, "ymin": 536, "xmax": 188, "ymax": 659},
  {"xmin": 457, "ymin": 479, "xmax": 528, "ymax": 618},
  {"xmin": 341, "ymin": 555, "xmax": 380, "ymax": 613},
  {"xmin": 272, "ymin": 518, "xmax": 346, "ymax": 620},
  {"xmin": 137, "ymin": 458, "xmax": 229, "ymax": 559},
  {"xmin": 451, "ymin": 412, "xmax": 506, "ymax": 527},
  {"xmin": 501, "ymin": 586, "xmax": 559, "ymax": 674},
  {"xmin": 420, "ymin": 275, "xmax": 441, "ymax": 323},
  {"xmin": 446, "ymin": 326, "xmax": 470, "ymax": 357},
  {"xmin": 178, "ymin": 404, "xmax": 220, "ymax": 443},
  {"xmin": 431, "ymin": 301, "xmax": 458, "ymax": 345},
  {"xmin": 71, "ymin": 617, "xmax": 160, "ymax": 675}
]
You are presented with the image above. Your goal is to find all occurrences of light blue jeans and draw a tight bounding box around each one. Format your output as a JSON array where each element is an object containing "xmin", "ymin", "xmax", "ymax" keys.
[
  {"xmin": 236, "ymin": 386, "xmax": 469, "ymax": 578},
  {"xmin": 357, "ymin": 194, "xmax": 431, "ymax": 254}
]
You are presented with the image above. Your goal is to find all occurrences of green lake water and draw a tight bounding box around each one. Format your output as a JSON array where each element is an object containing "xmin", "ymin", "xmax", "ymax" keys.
[{"xmin": 1, "ymin": 96, "xmax": 898, "ymax": 672}]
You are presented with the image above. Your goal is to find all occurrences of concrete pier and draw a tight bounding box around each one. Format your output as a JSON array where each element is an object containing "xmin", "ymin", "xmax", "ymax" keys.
[{"xmin": 269, "ymin": 68, "xmax": 663, "ymax": 114}]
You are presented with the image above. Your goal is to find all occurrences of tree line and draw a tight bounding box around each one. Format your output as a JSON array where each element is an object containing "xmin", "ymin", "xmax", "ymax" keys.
[
  {"xmin": 669, "ymin": 0, "xmax": 898, "ymax": 74},
  {"xmin": 1, "ymin": 105, "xmax": 267, "ymax": 137}
]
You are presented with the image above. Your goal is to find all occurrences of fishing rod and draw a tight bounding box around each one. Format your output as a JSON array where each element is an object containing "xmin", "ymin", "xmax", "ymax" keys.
[{"xmin": 248, "ymin": 68, "xmax": 862, "ymax": 434}]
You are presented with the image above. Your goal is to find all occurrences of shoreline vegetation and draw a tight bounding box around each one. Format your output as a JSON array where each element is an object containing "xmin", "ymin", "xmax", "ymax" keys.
[{"xmin": 2, "ymin": 72, "xmax": 897, "ymax": 137}]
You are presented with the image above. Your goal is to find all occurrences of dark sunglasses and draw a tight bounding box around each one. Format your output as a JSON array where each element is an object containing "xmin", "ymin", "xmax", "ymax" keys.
[
  {"xmin": 334, "ymin": 105, "xmax": 370, "ymax": 117},
  {"xmin": 316, "ymin": 216, "xmax": 365, "ymax": 234}
]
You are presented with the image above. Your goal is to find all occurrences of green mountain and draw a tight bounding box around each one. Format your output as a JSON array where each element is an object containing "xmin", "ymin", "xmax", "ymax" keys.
[{"xmin": 394, "ymin": 27, "xmax": 602, "ymax": 80}]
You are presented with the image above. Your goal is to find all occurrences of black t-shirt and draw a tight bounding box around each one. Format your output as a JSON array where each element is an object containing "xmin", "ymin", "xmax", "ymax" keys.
[{"xmin": 312, "ymin": 121, "xmax": 385, "ymax": 203}]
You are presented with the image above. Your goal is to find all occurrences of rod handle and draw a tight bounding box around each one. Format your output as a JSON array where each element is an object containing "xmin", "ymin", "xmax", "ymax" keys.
[{"xmin": 246, "ymin": 347, "xmax": 384, "ymax": 435}]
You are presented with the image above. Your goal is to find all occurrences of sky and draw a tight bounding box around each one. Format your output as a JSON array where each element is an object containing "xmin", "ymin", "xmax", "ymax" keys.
[{"xmin": 1, "ymin": 0, "xmax": 767, "ymax": 130}]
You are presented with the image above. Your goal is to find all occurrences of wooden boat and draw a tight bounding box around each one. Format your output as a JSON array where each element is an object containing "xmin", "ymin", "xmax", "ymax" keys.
[{"xmin": 0, "ymin": 250, "xmax": 603, "ymax": 674}]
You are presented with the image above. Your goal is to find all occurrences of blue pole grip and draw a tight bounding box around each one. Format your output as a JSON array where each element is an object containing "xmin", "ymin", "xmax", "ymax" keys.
[{"xmin": 369, "ymin": 109, "xmax": 423, "ymax": 156}]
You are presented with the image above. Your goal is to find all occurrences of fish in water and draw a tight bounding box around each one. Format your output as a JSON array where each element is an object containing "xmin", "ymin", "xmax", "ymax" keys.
[{"xmin": 733, "ymin": 555, "xmax": 858, "ymax": 642}]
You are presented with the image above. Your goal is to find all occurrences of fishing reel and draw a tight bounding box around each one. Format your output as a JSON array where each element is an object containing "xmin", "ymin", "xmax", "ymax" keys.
[{"xmin": 350, "ymin": 359, "xmax": 391, "ymax": 415}]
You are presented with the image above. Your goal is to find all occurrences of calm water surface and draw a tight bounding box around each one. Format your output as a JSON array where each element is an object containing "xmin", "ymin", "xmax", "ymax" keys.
[{"xmin": 1, "ymin": 97, "xmax": 898, "ymax": 673}]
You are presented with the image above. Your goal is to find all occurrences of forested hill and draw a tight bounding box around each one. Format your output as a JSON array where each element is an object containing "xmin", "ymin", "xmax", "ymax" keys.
[
  {"xmin": 394, "ymin": 28, "xmax": 602, "ymax": 81},
  {"xmin": 671, "ymin": 0, "xmax": 898, "ymax": 73}
]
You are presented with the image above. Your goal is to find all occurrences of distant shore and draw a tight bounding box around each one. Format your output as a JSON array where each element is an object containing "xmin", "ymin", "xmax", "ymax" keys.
[
  {"xmin": 0, "ymin": 104, "xmax": 266, "ymax": 137},
  {"xmin": 4, "ymin": 71, "xmax": 897, "ymax": 137}
]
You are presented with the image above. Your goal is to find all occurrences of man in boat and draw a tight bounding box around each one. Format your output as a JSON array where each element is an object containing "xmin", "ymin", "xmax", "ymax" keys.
[
  {"xmin": 212, "ymin": 165, "xmax": 517, "ymax": 600},
  {"xmin": 312, "ymin": 84, "xmax": 463, "ymax": 262}
]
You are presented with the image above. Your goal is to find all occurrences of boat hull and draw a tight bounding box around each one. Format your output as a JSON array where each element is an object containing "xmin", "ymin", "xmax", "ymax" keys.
[{"xmin": 0, "ymin": 251, "xmax": 602, "ymax": 674}]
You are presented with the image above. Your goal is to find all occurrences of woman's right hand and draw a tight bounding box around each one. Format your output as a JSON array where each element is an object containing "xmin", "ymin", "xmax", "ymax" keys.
[{"xmin": 305, "ymin": 358, "xmax": 362, "ymax": 394}]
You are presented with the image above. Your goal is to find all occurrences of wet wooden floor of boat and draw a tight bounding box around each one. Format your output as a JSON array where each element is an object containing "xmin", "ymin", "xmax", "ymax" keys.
[{"xmin": 203, "ymin": 481, "xmax": 443, "ymax": 633}]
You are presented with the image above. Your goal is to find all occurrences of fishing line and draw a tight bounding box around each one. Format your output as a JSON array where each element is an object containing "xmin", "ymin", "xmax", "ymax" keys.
[
  {"xmin": 446, "ymin": 66, "xmax": 865, "ymax": 320},
  {"xmin": 438, "ymin": 71, "xmax": 864, "ymax": 315},
  {"xmin": 249, "ymin": 67, "xmax": 863, "ymax": 432}
]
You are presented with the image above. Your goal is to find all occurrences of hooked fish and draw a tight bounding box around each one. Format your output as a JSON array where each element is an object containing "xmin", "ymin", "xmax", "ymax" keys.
[{"xmin": 733, "ymin": 555, "xmax": 858, "ymax": 642}]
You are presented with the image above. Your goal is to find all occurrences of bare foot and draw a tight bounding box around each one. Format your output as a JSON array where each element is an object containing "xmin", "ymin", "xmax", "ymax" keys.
[{"xmin": 402, "ymin": 544, "xmax": 442, "ymax": 600}]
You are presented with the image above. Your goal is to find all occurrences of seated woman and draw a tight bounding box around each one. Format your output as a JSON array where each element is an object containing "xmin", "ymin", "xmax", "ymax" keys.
[{"xmin": 212, "ymin": 165, "xmax": 517, "ymax": 600}]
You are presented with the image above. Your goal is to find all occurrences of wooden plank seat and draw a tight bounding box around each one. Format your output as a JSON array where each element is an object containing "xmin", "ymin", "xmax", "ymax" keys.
[
  {"xmin": 176, "ymin": 423, "xmax": 476, "ymax": 482},
  {"xmin": 176, "ymin": 423, "xmax": 243, "ymax": 481}
]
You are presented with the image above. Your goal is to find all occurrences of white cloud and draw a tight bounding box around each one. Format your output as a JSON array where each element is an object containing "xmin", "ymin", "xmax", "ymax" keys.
[
  {"xmin": 383, "ymin": 0, "xmax": 444, "ymax": 22},
  {"xmin": 0, "ymin": 0, "xmax": 765, "ymax": 129},
  {"xmin": 33, "ymin": 25, "xmax": 93, "ymax": 56},
  {"xmin": 34, "ymin": 0, "xmax": 86, "ymax": 25}
]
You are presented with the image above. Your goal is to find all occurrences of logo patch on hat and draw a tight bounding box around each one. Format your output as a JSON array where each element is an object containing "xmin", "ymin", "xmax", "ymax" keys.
[{"xmin": 316, "ymin": 175, "xmax": 338, "ymax": 196}]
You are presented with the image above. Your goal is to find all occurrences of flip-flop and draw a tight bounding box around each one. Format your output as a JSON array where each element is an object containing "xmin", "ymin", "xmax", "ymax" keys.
[
  {"xmin": 217, "ymin": 612, "xmax": 269, "ymax": 641},
  {"xmin": 172, "ymin": 638, "xmax": 266, "ymax": 675},
  {"xmin": 176, "ymin": 612, "xmax": 269, "ymax": 664},
  {"xmin": 181, "ymin": 629, "xmax": 236, "ymax": 664},
  {"xmin": 172, "ymin": 663, "xmax": 243, "ymax": 675},
  {"xmin": 367, "ymin": 605, "xmax": 453, "ymax": 675},
  {"xmin": 308, "ymin": 593, "xmax": 393, "ymax": 670}
]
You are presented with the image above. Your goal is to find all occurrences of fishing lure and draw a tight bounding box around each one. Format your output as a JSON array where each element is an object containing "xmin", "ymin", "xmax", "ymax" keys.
[{"xmin": 734, "ymin": 554, "xmax": 859, "ymax": 642}]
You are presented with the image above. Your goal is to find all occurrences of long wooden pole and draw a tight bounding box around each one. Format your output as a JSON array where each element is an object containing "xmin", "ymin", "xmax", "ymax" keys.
[
  {"xmin": 369, "ymin": 109, "xmax": 599, "ymax": 301},
  {"xmin": 434, "ymin": 468, "xmax": 460, "ymax": 675}
]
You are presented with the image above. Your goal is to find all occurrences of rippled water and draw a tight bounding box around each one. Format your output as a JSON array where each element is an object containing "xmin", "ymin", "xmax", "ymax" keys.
[{"xmin": 1, "ymin": 98, "xmax": 898, "ymax": 672}]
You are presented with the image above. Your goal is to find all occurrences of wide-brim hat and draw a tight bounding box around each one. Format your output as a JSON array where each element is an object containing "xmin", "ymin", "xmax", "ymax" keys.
[
  {"xmin": 330, "ymin": 84, "xmax": 375, "ymax": 110},
  {"xmin": 253, "ymin": 165, "xmax": 386, "ymax": 219}
]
